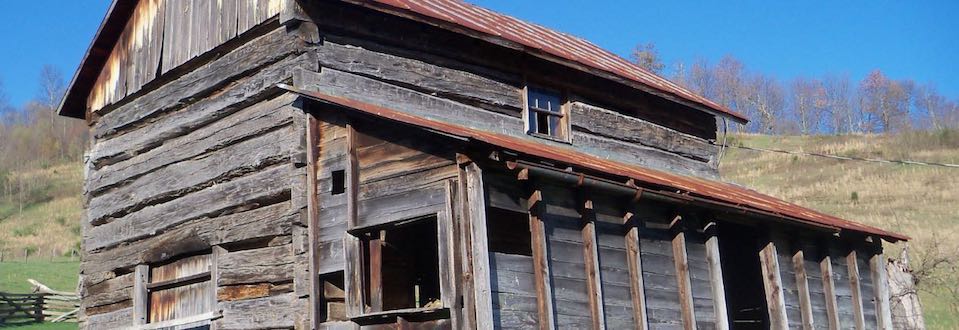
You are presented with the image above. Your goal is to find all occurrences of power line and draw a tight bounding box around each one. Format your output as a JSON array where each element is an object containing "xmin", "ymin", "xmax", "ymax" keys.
[{"xmin": 719, "ymin": 144, "xmax": 959, "ymax": 168}]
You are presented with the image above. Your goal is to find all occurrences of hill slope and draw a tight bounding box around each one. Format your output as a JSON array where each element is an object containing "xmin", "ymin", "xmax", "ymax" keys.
[
  {"xmin": 0, "ymin": 163, "xmax": 84, "ymax": 260},
  {"xmin": 720, "ymin": 131, "xmax": 959, "ymax": 328}
]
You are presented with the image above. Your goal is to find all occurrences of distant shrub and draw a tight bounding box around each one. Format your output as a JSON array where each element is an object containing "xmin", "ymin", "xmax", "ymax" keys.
[
  {"xmin": 13, "ymin": 224, "xmax": 38, "ymax": 237},
  {"xmin": 55, "ymin": 215, "xmax": 67, "ymax": 226},
  {"xmin": 70, "ymin": 224, "xmax": 81, "ymax": 236},
  {"xmin": 850, "ymin": 191, "xmax": 859, "ymax": 202}
]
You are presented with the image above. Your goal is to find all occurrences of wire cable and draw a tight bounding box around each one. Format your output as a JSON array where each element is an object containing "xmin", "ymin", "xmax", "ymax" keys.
[{"xmin": 718, "ymin": 143, "xmax": 959, "ymax": 168}]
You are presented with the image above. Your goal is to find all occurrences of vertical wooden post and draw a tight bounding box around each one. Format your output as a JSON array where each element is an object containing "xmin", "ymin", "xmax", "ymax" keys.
[
  {"xmin": 624, "ymin": 211, "xmax": 649, "ymax": 330},
  {"xmin": 133, "ymin": 264, "xmax": 149, "ymax": 326},
  {"xmin": 671, "ymin": 217, "xmax": 696, "ymax": 330},
  {"xmin": 463, "ymin": 162, "xmax": 494, "ymax": 329},
  {"xmin": 580, "ymin": 198, "xmax": 606, "ymax": 330},
  {"xmin": 343, "ymin": 122, "xmax": 364, "ymax": 319},
  {"xmin": 871, "ymin": 252, "xmax": 893, "ymax": 330},
  {"xmin": 820, "ymin": 255, "xmax": 841, "ymax": 330},
  {"xmin": 34, "ymin": 293, "xmax": 44, "ymax": 322},
  {"xmin": 455, "ymin": 156, "xmax": 478, "ymax": 329},
  {"xmin": 442, "ymin": 180, "xmax": 464, "ymax": 329},
  {"xmin": 792, "ymin": 249, "xmax": 815, "ymax": 330},
  {"xmin": 528, "ymin": 189, "xmax": 555, "ymax": 330},
  {"xmin": 304, "ymin": 112, "xmax": 323, "ymax": 329},
  {"xmin": 847, "ymin": 250, "xmax": 866, "ymax": 330},
  {"xmin": 703, "ymin": 223, "xmax": 729, "ymax": 330},
  {"xmin": 368, "ymin": 231, "xmax": 384, "ymax": 312},
  {"xmin": 759, "ymin": 241, "xmax": 788, "ymax": 330}
]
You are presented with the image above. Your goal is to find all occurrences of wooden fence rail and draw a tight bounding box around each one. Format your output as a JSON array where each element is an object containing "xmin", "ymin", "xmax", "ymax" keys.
[{"xmin": 0, "ymin": 279, "xmax": 80, "ymax": 325}]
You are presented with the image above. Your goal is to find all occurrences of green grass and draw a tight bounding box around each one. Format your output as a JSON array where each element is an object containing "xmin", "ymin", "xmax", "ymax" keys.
[
  {"xmin": 0, "ymin": 259, "xmax": 79, "ymax": 293},
  {"xmin": 0, "ymin": 322, "xmax": 78, "ymax": 329}
]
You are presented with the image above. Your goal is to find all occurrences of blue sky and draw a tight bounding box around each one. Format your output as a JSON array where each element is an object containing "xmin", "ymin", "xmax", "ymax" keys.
[{"xmin": 1, "ymin": 1, "xmax": 957, "ymax": 108}]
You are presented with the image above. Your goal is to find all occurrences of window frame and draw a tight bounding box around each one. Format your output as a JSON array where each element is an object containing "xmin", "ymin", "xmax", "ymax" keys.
[
  {"xmin": 132, "ymin": 250, "xmax": 220, "ymax": 330},
  {"xmin": 523, "ymin": 83, "xmax": 572, "ymax": 143}
]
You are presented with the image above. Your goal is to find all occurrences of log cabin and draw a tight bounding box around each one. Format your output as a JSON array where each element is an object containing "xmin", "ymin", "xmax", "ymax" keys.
[{"xmin": 57, "ymin": 0, "xmax": 908, "ymax": 329}]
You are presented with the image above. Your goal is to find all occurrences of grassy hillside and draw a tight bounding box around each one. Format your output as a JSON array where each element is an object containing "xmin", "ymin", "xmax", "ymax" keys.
[
  {"xmin": 720, "ymin": 130, "xmax": 959, "ymax": 329},
  {"xmin": 0, "ymin": 163, "xmax": 84, "ymax": 260}
]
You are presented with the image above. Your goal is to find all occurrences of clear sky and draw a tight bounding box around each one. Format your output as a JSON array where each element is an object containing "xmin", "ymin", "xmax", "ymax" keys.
[{"xmin": 1, "ymin": 1, "xmax": 957, "ymax": 108}]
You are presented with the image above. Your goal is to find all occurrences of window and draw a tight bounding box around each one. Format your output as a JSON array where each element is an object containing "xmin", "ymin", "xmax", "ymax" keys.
[
  {"xmin": 526, "ymin": 86, "xmax": 569, "ymax": 141},
  {"xmin": 136, "ymin": 253, "xmax": 215, "ymax": 329},
  {"xmin": 359, "ymin": 216, "xmax": 441, "ymax": 313}
]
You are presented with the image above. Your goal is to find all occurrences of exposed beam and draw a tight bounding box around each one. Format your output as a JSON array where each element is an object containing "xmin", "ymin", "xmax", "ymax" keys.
[
  {"xmin": 579, "ymin": 196, "xmax": 606, "ymax": 330},
  {"xmin": 132, "ymin": 264, "xmax": 149, "ymax": 326},
  {"xmin": 463, "ymin": 162, "xmax": 494, "ymax": 329},
  {"xmin": 624, "ymin": 210, "xmax": 650, "ymax": 330},
  {"xmin": 703, "ymin": 223, "xmax": 729, "ymax": 330},
  {"xmin": 760, "ymin": 240, "xmax": 788, "ymax": 329},
  {"xmin": 304, "ymin": 112, "xmax": 323, "ymax": 329},
  {"xmin": 820, "ymin": 255, "xmax": 841, "ymax": 330},
  {"xmin": 847, "ymin": 250, "xmax": 866, "ymax": 330},
  {"xmin": 671, "ymin": 217, "xmax": 697, "ymax": 330},
  {"xmin": 792, "ymin": 249, "xmax": 815, "ymax": 330},
  {"xmin": 871, "ymin": 253, "xmax": 893, "ymax": 330},
  {"xmin": 527, "ymin": 189, "xmax": 556, "ymax": 330}
]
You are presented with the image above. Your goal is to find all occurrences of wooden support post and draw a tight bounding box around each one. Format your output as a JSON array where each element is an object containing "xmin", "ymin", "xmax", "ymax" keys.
[
  {"xmin": 345, "ymin": 124, "xmax": 359, "ymax": 229},
  {"xmin": 528, "ymin": 189, "xmax": 555, "ymax": 330},
  {"xmin": 133, "ymin": 264, "xmax": 149, "ymax": 326},
  {"xmin": 344, "ymin": 235, "xmax": 364, "ymax": 317},
  {"xmin": 455, "ymin": 157, "xmax": 478, "ymax": 330},
  {"xmin": 759, "ymin": 241, "xmax": 788, "ymax": 330},
  {"xmin": 871, "ymin": 253, "xmax": 893, "ymax": 330},
  {"xmin": 441, "ymin": 180, "xmax": 463, "ymax": 329},
  {"xmin": 703, "ymin": 223, "xmax": 729, "ymax": 330},
  {"xmin": 671, "ymin": 217, "xmax": 696, "ymax": 330},
  {"xmin": 847, "ymin": 250, "xmax": 866, "ymax": 330},
  {"xmin": 792, "ymin": 249, "xmax": 815, "ymax": 330},
  {"xmin": 463, "ymin": 162, "xmax": 494, "ymax": 329},
  {"xmin": 820, "ymin": 255, "xmax": 841, "ymax": 330},
  {"xmin": 304, "ymin": 112, "xmax": 323, "ymax": 329},
  {"xmin": 579, "ymin": 197, "xmax": 606, "ymax": 330},
  {"xmin": 624, "ymin": 211, "xmax": 649, "ymax": 330}
]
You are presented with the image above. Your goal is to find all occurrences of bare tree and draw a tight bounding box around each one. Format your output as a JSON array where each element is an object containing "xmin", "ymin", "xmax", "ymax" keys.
[
  {"xmin": 630, "ymin": 42, "xmax": 665, "ymax": 75},
  {"xmin": 914, "ymin": 83, "xmax": 945, "ymax": 131},
  {"xmin": 790, "ymin": 77, "xmax": 827, "ymax": 134},
  {"xmin": 713, "ymin": 55, "xmax": 746, "ymax": 112},
  {"xmin": 743, "ymin": 73, "xmax": 785, "ymax": 133},
  {"xmin": 688, "ymin": 58, "xmax": 715, "ymax": 100}
]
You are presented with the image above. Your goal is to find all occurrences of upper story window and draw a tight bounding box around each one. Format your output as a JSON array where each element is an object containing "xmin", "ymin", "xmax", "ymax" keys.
[{"xmin": 525, "ymin": 86, "xmax": 570, "ymax": 142}]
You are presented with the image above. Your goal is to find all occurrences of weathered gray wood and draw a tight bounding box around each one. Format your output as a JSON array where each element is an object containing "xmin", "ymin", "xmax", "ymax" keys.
[
  {"xmin": 464, "ymin": 162, "xmax": 494, "ymax": 330},
  {"xmin": 298, "ymin": 68, "xmax": 717, "ymax": 178},
  {"xmin": 80, "ymin": 272, "xmax": 133, "ymax": 310},
  {"xmin": 317, "ymin": 39, "xmax": 523, "ymax": 111},
  {"xmin": 343, "ymin": 235, "xmax": 363, "ymax": 318},
  {"xmin": 218, "ymin": 244, "xmax": 294, "ymax": 286},
  {"xmin": 760, "ymin": 241, "xmax": 788, "ymax": 329},
  {"xmin": 570, "ymin": 102, "xmax": 717, "ymax": 162},
  {"xmin": 87, "ymin": 126, "xmax": 295, "ymax": 224},
  {"xmin": 82, "ymin": 203, "xmax": 294, "ymax": 280},
  {"xmin": 82, "ymin": 307, "xmax": 132, "ymax": 330},
  {"xmin": 792, "ymin": 249, "xmax": 815, "ymax": 330},
  {"xmin": 582, "ymin": 219, "xmax": 607, "ymax": 330},
  {"xmin": 820, "ymin": 255, "xmax": 841, "ymax": 330},
  {"xmin": 214, "ymin": 293, "xmax": 296, "ymax": 330},
  {"xmin": 847, "ymin": 250, "xmax": 866, "ymax": 330},
  {"xmin": 527, "ymin": 189, "xmax": 556, "ymax": 330},
  {"xmin": 87, "ymin": 94, "xmax": 296, "ymax": 193},
  {"xmin": 354, "ymin": 184, "xmax": 447, "ymax": 230},
  {"xmin": 94, "ymin": 24, "xmax": 302, "ymax": 138},
  {"xmin": 704, "ymin": 232, "xmax": 728, "ymax": 330},
  {"xmin": 871, "ymin": 253, "xmax": 893, "ymax": 330},
  {"xmin": 89, "ymin": 54, "xmax": 305, "ymax": 168},
  {"xmin": 672, "ymin": 229, "xmax": 697, "ymax": 330},
  {"xmin": 84, "ymin": 164, "xmax": 292, "ymax": 251},
  {"xmin": 624, "ymin": 215, "xmax": 649, "ymax": 330},
  {"xmin": 305, "ymin": 111, "xmax": 323, "ymax": 329}
]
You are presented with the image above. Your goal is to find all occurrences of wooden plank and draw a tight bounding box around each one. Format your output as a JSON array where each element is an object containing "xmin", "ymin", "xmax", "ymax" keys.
[
  {"xmin": 85, "ymin": 307, "xmax": 133, "ymax": 329},
  {"xmin": 368, "ymin": 231, "xmax": 383, "ymax": 312},
  {"xmin": 87, "ymin": 126, "xmax": 295, "ymax": 224},
  {"xmin": 455, "ymin": 158, "xmax": 477, "ymax": 330},
  {"xmin": 527, "ymin": 189, "xmax": 555, "ymax": 330},
  {"xmin": 344, "ymin": 234, "xmax": 364, "ymax": 317},
  {"xmin": 671, "ymin": 226, "xmax": 697, "ymax": 330},
  {"xmin": 871, "ymin": 253, "xmax": 893, "ymax": 330},
  {"xmin": 439, "ymin": 181, "xmax": 461, "ymax": 328},
  {"xmin": 217, "ymin": 245, "xmax": 294, "ymax": 286},
  {"xmin": 792, "ymin": 249, "xmax": 815, "ymax": 330},
  {"xmin": 820, "ymin": 255, "xmax": 841, "ymax": 330},
  {"xmin": 305, "ymin": 111, "xmax": 323, "ymax": 329},
  {"xmin": 581, "ymin": 216, "xmax": 606, "ymax": 330},
  {"xmin": 464, "ymin": 162, "xmax": 494, "ymax": 329},
  {"xmin": 82, "ymin": 273, "xmax": 134, "ymax": 309},
  {"xmin": 760, "ymin": 241, "xmax": 788, "ymax": 329},
  {"xmin": 846, "ymin": 250, "xmax": 866, "ymax": 330},
  {"xmin": 346, "ymin": 124, "xmax": 359, "ymax": 229},
  {"xmin": 133, "ymin": 265, "xmax": 149, "ymax": 326},
  {"xmin": 214, "ymin": 293, "xmax": 296, "ymax": 329},
  {"xmin": 703, "ymin": 229, "xmax": 728, "ymax": 330},
  {"xmin": 83, "ymin": 164, "xmax": 292, "ymax": 251},
  {"xmin": 624, "ymin": 211, "xmax": 649, "ymax": 330}
]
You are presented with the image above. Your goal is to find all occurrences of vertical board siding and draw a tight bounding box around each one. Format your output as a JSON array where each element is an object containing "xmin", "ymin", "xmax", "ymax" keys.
[
  {"xmin": 684, "ymin": 231, "xmax": 716, "ymax": 329},
  {"xmin": 542, "ymin": 215, "xmax": 593, "ymax": 328},
  {"xmin": 489, "ymin": 252, "xmax": 539, "ymax": 329},
  {"xmin": 595, "ymin": 221, "xmax": 638, "ymax": 329},
  {"xmin": 775, "ymin": 240, "xmax": 804, "ymax": 329},
  {"xmin": 856, "ymin": 250, "xmax": 878, "ymax": 329},
  {"xmin": 640, "ymin": 225, "xmax": 684, "ymax": 329},
  {"xmin": 148, "ymin": 254, "xmax": 213, "ymax": 323},
  {"xmin": 829, "ymin": 247, "xmax": 856, "ymax": 327},
  {"xmin": 799, "ymin": 241, "xmax": 830, "ymax": 329},
  {"xmin": 91, "ymin": 0, "xmax": 282, "ymax": 112}
]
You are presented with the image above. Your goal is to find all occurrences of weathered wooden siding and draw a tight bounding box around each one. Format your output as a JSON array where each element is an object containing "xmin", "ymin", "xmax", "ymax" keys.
[
  {"xmin": 685, "ymin": 231, "xmax": 716, "ymax": 329},
  {"xmin": 594, "ymin": 201, "xmax": 639, "ymax": 329},
  {"xmin": 79, "ymin": 16, "xmax": 316, "ymax": 328},
  {"xmin": 638, "ymin": 216, "xmax": 684, "ymax": 329},
  {"xmin": 88, "ymin": 0, "xmax": 287, "ymax": 112},
  {"xmin": 540, "ymin": 186, "xmax": 593, "ymax": 329},
  {"xmin": 296, "ymin": 1, "xmax": 722, "ymax": 179}
]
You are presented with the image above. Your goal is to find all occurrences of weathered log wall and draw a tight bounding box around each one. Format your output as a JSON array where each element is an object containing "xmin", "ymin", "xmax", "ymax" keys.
[
  {"xmin": 295, "ymin": 1, "xmax": 722, "ymax": 179},
  {"xmin": 79, "ymin": 17, "xmax": 317, "ymax": 329}
]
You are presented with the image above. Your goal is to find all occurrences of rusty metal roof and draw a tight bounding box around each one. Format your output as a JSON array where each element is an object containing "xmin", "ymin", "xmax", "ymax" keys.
[
  {"xmin": 341, "ymin": 0, "xmax": 748, "ymax": 123},
  {"xmin": 281, "ymin": 84, "xmax": 908, "ymax": 242},
  {"xmin": 58, "ymin": 0, "xmax": 749, "ymax": 124}
]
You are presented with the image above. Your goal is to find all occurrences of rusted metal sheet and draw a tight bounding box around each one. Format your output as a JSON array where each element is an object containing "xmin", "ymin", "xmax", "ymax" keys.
[
  {"xmin": 282, "ymin": 85, "xmax": 908, "ymax": 242},
  {"xmin": 342, "ymin": 0, "xmax": 748, "ymax": 123}
]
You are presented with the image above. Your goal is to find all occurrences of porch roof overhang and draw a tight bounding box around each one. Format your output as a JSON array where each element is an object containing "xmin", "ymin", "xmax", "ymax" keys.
[{"xmin": 280, "ymin": 84, "xmax": 908, "ymax": 242}]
